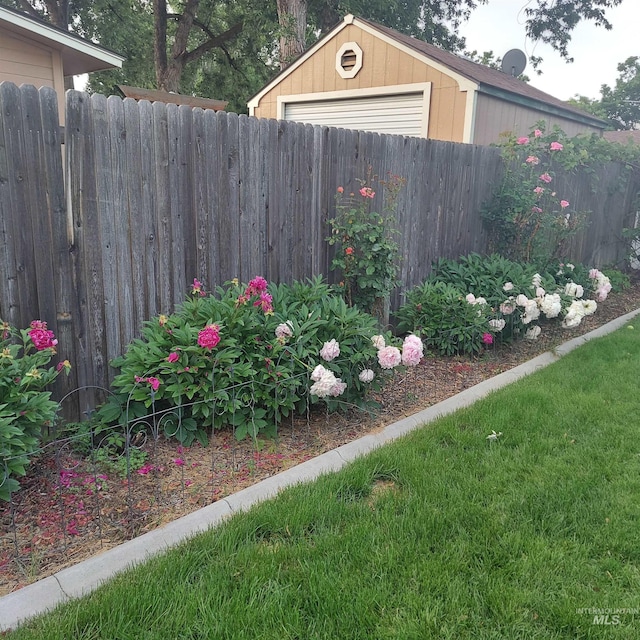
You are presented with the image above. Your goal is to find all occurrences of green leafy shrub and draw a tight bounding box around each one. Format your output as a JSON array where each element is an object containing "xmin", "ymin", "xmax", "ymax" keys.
[
  {"xmin": 98, "ymin": 277, "xmax": 400, "ymax": 445},
  {"xmin": 0, "ymin": 320, "xmax": 70, "ymax": 500},
  {"xmin": 395, "ymin": 282, "xmax": 491, "ymax": 355},
  {"xmin": 429, "ymin": 253, "xmax": 539, "ymax": 309}
]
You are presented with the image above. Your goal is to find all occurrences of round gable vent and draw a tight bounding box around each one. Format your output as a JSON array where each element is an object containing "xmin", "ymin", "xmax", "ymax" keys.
[{"xmin": 336, "ymin": 42, "xmax": 363, "ymax": 79}]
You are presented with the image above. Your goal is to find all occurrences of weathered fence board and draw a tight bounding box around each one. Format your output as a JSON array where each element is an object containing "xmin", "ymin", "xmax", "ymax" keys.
[{"xmin": 0, "ymin": 84, "xmax": 638, "ymax": 409}]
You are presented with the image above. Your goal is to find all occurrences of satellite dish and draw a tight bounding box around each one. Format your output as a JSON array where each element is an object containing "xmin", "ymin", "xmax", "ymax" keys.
[{"xmin": 501, "ymin": 49, "xmax": 527, "ymax": 77}]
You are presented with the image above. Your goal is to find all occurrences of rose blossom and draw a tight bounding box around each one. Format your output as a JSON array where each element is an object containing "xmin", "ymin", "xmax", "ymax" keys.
[
  {"xmin": 550, "ymin": 141, "xmax": 563, "ymax": 151},
  {"xmin": 525, "ymin": 155, "xmax": 539, "ymax": 165},
  {"xmin": 377, "ymin": 346, "xmax": 401, "ymax": 369},
  {"xmin": 359, "ymin": 187, "xmax": 375, "ymax": 198},
  {"xmin": 197, "ymin": 324, "xmax": 221, "ymax": 349},
  {"xmin": 320, "ymin": 339, "xmax": 340, "ymax": 361},
  {"xmin": 516, "ymin": 136, "xmax": 529, "ymax": 145},
  {"xmin": 560, "ymin": 200, "xmax": 570, "ymax": 209},
  {"xmin": 539, "ymin": 173, "xmax": 552, "ymax": 183}
]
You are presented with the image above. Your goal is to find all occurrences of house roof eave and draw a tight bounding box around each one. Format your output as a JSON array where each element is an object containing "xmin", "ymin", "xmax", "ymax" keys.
[{"xmin": 0, "ymin": 5, "xmax": 124, "ymax": 75}]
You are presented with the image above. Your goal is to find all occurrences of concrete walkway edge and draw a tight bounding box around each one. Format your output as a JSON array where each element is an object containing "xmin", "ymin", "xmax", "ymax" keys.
[{"xmin": 2, "ymin": 307, "xmax": 639, "ymax": 631}]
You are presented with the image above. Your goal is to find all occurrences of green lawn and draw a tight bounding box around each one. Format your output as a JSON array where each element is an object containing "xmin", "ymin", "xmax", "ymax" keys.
[{"xmin": 8, "ymin": 323, "xmax": 640, "ymax": 639}]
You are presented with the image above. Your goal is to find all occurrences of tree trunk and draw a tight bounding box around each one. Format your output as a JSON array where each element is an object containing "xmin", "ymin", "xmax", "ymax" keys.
[{"xmin": 276, "ymin": 0, "xmax": 307, "ymax": 69}]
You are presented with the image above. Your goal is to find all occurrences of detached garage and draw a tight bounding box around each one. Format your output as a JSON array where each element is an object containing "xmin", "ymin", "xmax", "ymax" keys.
[{"xmin": 248, "ymin": 14, "xmax": 605, "ymax": 144}]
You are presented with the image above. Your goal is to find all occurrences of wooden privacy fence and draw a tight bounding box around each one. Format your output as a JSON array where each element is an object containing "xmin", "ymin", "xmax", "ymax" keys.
[{"xmin": 0, "ymin": 83, "xmax": 639, "ymax": 409}]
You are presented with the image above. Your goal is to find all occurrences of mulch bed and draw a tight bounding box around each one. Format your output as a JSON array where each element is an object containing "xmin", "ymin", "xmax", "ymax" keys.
[{"xmin": 2, "ymin": 277, "xmax": 640, "ymax": 596}]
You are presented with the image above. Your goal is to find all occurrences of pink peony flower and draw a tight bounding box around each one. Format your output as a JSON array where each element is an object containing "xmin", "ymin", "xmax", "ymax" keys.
[
  {"xmin": 191, "ymin": 278, "xmax": 205, "ymax": 297},
  {"xmin": 482, "ymin": 333, "xmax": 494, "ymax": 345},
  {"xmin": 560, "ymin": 200, "xmax": 570, "ymax": 208},
  {"xmin": 550, "ymin": 141, "xmax": 563, "ymax": 151},
  {"xmin": 254, "ymin": 291, "xmax": 273, "ymax": 314},
  {"xmin": 539, "ymin": 173, "xmax": 552, "ymax": 183},
  {"xmin": 28, "ymin": 321, "xmax": 58, "ymax": 350},
  {"xmin": 167, "ymin": 352, "xmax": 179, "ymax": 363},
  {"xmin": 329, "ymin": 380, "xmax": 347, "ymax": 397},
  {"xmin": 147, "ymin": 377, "xmax": 161, "ymax": 392},
  {"xmin": 378, "ymin": 346, "xmax": 401, "ymax": 369},
  {"xmin": 245, "ymin": 276, "xmax": 268, "ymax": 297},
  {"xmin": 359, "ymin": 369, "xmax": 375, "ymax": 383},
  {"xmin": 534, "ymin": 129, "xmax": 542, "ymax": 138},
  {"xmin": 516, "ymin": 136, "xmax": 529, "ymax": 145},
  {"xmin": 320, "ymin": 339, "xmax": 340, "ymax": 361},
  {"xmin": 401, "ymin": 334, "xmax": 424, "ymax": 366},
  {"xmin": 197, "ymin": 324, "xmax": 221, "ymax": 349}
]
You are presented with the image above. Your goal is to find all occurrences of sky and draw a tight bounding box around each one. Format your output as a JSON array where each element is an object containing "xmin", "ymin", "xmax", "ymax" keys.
[{"xmin": 458, "ymin": 0, "xmax": 640, "ymax": 101}]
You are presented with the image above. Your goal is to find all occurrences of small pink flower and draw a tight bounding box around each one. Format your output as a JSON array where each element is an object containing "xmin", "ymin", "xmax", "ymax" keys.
[
  {"xmin": 516, "ymin": 136, "xmax": 529, "ymax": 145},
  {"xmin": 533, "ymin": 186, "xmax": 544, "ymax": 195},
  {"xmin": 550, "ymin": 141, "xmax": 563, "ymax": 151},
  {"xmin": 167, "ymin": 352, "xmax": 179, "ymax": 363},
  {"xmin": 378, "ymin": 346, "xmax": 401, "ymax": 369},
  {"xmin": 173, "ymin": 458, "xmax": 185, "ymax": 467},
  {"xmin": 147, "ymin": 377, "xmax": 161, "ymax": 392},
  {"xmin": 320, "ymin": 339, "xmax": 340, "ymax": 362},
  {"xmin": 539, "ymin": 173, "xmax": 552, "ymax": 184},
  {"xmin": 345, "ymin": 247, "xmax": 354, "ymax": 255},
  {"xmin": 534, "ymin": 129, "xmax": 542, "ymax": 138},
  {"xmin": 482, "ymin": 332, "xmax": 494, "ymax": 345},
  {"xmin": 254, "ymin": 291, "xmax": 273, "ymax": 314},
  {"xmin": 359, "ymin": 187, "xmax": 375, "ymax": 198},
  {"xmin": 56, "ymin": 359, "xmax": 71, "ymax": 372},
  {"xmin": 192, "ymin": 278, "xmax": 205, "ymax": 297},
  {"xmin": 245, "ymin": 276, "xmax": 268, "ymax": 296},
  {"xmin": 337, "ymin": 186, "xmax": 344, "ymax": 193},
  {"xmin": 525, "ymin": 155, "xmax": 539, "ymax": 165},
  {"xmin": 560, "ymin": 200, "xmax": 570, "ymax": 209},
  {"xmin": 198, "ymin": 324, "xmax": 221, "ymax": 349}
]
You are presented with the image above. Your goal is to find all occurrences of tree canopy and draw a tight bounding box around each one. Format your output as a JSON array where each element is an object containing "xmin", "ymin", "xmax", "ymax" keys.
[
  {"xmin": 0, "ymin": 0, "xmax": 630, "ymax": 114},
  {"xmin": 570, "ymin": 56, "xmax": 640, "ymax": 130}
]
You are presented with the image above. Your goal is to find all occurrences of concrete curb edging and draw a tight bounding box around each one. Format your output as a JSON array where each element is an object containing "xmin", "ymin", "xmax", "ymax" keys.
[{"xmin": 2, "ymin": 307, "xmax": 638, "ymax": 631}]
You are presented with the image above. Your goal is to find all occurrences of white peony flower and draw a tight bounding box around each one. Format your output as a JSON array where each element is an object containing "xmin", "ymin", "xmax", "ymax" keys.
[
  {"xmin": 489, "ymin": 318, "xmax": 506, "ymax": 332},
  {"xmin": 465, "ymin": 293, "xmax": 476, "ymax": 304},
  {"xmin": 320, "ymin": 339, "xmax": 340, "ymax": 361},
  {"xmin": 540, "ymin": 293, "xmax": 562, "ymax": 319},
  {"xmin": 371, "ymin": 335, "xmax": 385, "ymax": 350},
  {"xmin": 358, "ymin": 369, "xmax": 375, "ymax": 383},
  {"xmin": 503, "ymin": 282, "xmax": 514, "ymax": 292},
  {"xmin": 526, "ymin": 325, "xmax": 541, "ymax": 340},
  {"xmin": 516, "ymin": 294, "xmax": 529, "ymax": 307}
]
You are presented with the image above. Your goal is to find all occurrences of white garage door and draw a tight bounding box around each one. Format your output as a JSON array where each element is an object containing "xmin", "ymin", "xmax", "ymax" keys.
[{"xmin": 283, "ymin": 91, "xmax": 429, "ymax": 138}]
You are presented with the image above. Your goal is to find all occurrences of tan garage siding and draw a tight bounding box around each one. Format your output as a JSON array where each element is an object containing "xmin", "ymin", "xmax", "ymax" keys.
[
  {"xmin": 0, "ymin": 27, "xmax": 65, "ymax": 123},
  {"xmin": 253, "ymin": 23, "xmax": 467, "ymax": 142},
  {"xmin": 472, "ymin": 93, "xmax": 603, "ymax": 145}
]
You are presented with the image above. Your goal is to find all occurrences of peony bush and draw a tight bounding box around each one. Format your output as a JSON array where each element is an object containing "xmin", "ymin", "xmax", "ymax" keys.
[
  {"xmin": 97, "ymin": 277, "xmax": 423, "ymax": 445},
  {"xmin": 0, "ymin": 319, "xmax": 70, "ymax": 500}
]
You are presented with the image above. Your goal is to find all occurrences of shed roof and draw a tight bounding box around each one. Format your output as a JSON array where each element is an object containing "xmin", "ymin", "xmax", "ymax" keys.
[
  {"xmin": 0, "ymin": 5, "xmax": 124, "ymax": 75},
  {"xmin": 249, "ymin": 14, "xmax": 606, "ymax": 130}
]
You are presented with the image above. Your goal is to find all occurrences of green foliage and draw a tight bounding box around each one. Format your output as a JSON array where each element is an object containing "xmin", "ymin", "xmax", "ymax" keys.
[
  {"xmin": 395, "ymin": 281, "xmax": 490, "ymax": 356},
  {"xmin": 327, "ymin": 172, "xmax": 404, "ymax": 319},
  {"xmin": 602, "ymin": 267, "xmax": 631, "ymax": 292},
  {"xmin": 98, "ymin": 277, "xmax": 394, "ymax": 445},
  {"xmin": 0, "ymin": 320, "xmax": 69, "ymax": 501},
  {"xmin": 428, "ymin": 253, "xmax": 539, "ymax": 309},
  {"xmin": 482, "ymin": 125, "xmax": 594, "ymax": 263}
]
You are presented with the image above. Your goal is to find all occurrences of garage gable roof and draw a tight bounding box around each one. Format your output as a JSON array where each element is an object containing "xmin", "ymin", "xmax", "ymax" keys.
[
  {"xmin": 0, "ymin": 5, "xmax": 124, "ymax": 75},
  {"xmin": 249, "ymin": 14, "xmax": 606, "ymax": 129}
]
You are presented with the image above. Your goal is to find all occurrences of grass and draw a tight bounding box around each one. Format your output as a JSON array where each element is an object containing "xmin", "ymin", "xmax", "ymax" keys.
[{"xmin": 8, "ymin": 323, "xmax": 640, "ymax": 639}]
